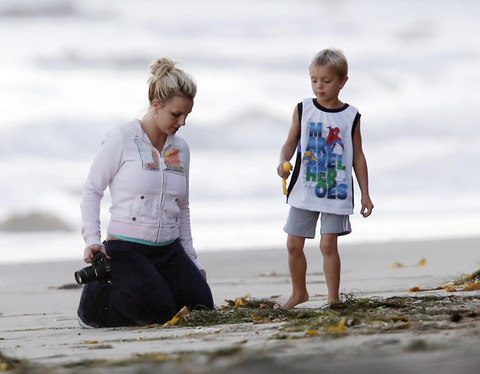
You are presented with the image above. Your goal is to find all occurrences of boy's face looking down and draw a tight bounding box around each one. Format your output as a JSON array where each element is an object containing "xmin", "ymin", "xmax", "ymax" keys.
[{"xmin": 310, "ymin": 65, "xmax": 348, "ymax": 109}]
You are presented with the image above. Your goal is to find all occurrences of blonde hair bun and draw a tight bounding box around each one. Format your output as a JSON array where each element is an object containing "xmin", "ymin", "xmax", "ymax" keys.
[
  {"xmin": 149, "ymin": 57, "xmax": 176, "ymax": 80},
  {"xmin": 147, "ymin": 57, "xmax": 197, "ymax": 104}
]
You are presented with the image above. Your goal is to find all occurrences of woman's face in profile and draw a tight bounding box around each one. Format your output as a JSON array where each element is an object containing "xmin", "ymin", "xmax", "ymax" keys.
[{"xmin": 155, "ymin": 95, "xmax": 194, "ymax": 136}]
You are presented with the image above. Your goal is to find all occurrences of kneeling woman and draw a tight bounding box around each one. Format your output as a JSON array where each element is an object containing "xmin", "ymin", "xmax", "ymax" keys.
[{"xmin": 77, "ymin": 58, "xmax": 214, "ymax": 328}]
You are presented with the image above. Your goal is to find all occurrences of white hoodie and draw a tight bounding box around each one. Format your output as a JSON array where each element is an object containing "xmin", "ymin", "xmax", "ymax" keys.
[{"xmin": 80, "ymin": 119, "xmax": 202, "ymax": 270}]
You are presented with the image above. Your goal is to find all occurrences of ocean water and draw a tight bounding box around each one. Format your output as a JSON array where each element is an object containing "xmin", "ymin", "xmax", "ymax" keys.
[{"xmin": 0, "ymin": 0, "xmax": 479, "ymax": 264}]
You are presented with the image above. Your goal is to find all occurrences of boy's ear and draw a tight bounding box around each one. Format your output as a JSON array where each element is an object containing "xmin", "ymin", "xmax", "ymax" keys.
[{"xmin": 340, "ymin": 75, "xmax": 349, "ymax": 89}]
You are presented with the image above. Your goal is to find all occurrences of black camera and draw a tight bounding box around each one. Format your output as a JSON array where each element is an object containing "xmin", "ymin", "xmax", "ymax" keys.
[{"xmin": 74, "ymin": 252, "xmax": 112, "ymax": 285}]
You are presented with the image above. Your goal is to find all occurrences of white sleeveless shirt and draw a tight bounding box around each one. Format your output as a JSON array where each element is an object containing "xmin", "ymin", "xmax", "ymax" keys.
[{"xmin": 287, "ymin": 99, "xmax": 360, "ymax": 215}]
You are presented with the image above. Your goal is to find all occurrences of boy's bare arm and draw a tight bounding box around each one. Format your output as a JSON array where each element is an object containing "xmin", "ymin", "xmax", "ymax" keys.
[
  {"xmin": 278, "ymin": 106, "xmax": 300, "ymax": 179},
  {"xmin": 352, "ymin": 119, "xmax": 374, "ymax": 217}
]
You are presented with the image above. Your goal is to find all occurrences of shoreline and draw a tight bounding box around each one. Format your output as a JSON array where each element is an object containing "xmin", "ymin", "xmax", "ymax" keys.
[{"xmin": 1, "ymin": 237, "xmax": 480, "ymax": 373}]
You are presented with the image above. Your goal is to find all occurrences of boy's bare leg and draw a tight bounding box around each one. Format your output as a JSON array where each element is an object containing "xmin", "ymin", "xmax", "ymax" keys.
[
  {"xmin": 281, "ymin": 234, "xmax": 309, "ymax": 309},
  {"xmin": 320, "ymin": 233, "xmax": 341, "ymax": 303}
]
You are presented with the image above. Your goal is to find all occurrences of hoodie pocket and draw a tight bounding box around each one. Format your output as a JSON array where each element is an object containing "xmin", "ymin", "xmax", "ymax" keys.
[
  {"xmin": 131, "ymin": 194, "xmax": 159, "ymax": 224},
  {"xmin": 163, "ymin": 196, "xmax": 181, "ymax": 226}
]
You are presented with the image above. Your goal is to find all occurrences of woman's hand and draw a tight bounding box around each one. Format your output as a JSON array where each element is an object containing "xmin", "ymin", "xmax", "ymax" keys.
[{"xmin": 83, "ymin": 244, "xmax": 108, "ymax": 263}]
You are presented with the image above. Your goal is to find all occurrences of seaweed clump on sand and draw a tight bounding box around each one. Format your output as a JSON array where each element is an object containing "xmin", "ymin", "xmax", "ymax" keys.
[
  {"xmin": 409, "ymin": 268, "xmax": 480, "ymax": 293},
  {"xmin": 448, "ymin": 269, "xmax": 480, "ymax": 290},
  {"xmin": 176, "ymin": 296, "xmax": 319, "ymax": 327},
  {"xmin": 172, "ymin": 294, "xmax": 480, "ymax": 336}
]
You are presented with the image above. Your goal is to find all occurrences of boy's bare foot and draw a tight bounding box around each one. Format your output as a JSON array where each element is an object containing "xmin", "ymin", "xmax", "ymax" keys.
[{"xmin": 276, "ymin": 292, "xmax": 309, "ymax": 310}]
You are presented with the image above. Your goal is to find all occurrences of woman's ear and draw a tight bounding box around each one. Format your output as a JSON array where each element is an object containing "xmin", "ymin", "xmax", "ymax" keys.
[{"xmin": 151, "ymin": 99, "xmax": 161, "ymax": 108}]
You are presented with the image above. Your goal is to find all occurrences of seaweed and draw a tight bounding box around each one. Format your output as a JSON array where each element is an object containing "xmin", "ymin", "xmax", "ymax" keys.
[
  {"xmin": 410, "ymin": 268, "xmax": 480, "ymax": 293},
  {"xmin": 171, "ymin": 294, "xmax": 480, "ymax": 336}
]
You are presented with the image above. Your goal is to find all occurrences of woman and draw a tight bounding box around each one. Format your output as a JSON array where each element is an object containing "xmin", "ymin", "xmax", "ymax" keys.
[{"xmin": 77, "ymin": 57, "xmax": 214, "ymax": 328}]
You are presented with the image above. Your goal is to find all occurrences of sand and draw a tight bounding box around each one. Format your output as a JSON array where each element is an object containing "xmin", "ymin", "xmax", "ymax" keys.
[{"xmin": 1, "ymin": 237, "xmax": 480, "ymax": 373}]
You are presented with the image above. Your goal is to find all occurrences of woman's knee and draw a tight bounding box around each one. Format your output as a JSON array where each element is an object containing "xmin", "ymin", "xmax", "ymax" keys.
[{"xmin": 177, "ymin": 271, "xmax": 214, "ymax": 310}]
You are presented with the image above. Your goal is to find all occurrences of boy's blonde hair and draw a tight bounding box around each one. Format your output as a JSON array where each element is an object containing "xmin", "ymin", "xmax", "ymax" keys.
[
  {"xmin": 147, "ymin": 57, "xmax": 197, "ymax": 105},
  {"xmin": 309, "ymin": 49, "xmax": 348, "ymax": 78}
]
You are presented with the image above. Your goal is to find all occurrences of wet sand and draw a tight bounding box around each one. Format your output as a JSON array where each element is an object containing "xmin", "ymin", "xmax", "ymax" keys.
[{"xmin": 1, "ymin": 237, "xmax": 480, "ymax": 373}]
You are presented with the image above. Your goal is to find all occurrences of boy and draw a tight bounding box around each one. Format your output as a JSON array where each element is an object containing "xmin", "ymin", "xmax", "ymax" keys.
[{"xmin": 277, "ymin": 49, "xmax": 373, "ymax": 308}]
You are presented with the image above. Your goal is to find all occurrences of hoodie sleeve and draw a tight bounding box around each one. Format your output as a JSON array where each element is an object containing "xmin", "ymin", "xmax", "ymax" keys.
[
  {"xmin": 80, "ymin": 129, "xmax": 124, "ymax": 248},
  {"xmin": 176, "ymin": 140, "xmax": 204, "ymax": 272}
]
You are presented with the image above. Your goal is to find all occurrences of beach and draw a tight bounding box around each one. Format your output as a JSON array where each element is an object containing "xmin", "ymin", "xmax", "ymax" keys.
[
  {"xmin": 1, "ymin": 237, "xmax": 480, "ymax": 373},
  {"xmin": 1, "ymin": 1, "xmax": 479, "ymax": 372}
]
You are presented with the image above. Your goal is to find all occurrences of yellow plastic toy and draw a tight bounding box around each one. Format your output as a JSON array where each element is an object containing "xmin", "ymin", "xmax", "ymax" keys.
[{"xmin": 282, "ymin": 162, "xmax": 292, "ymax": 195}]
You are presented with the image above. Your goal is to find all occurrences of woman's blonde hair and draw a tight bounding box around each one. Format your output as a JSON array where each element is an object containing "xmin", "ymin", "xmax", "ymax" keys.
[
  {"xmin": 309, "ymin": 49, "xmax": 348, "ymax": 78},
  {"xmin": 147, "ymin": 57, "xmax": 197, "ymax": 105}
]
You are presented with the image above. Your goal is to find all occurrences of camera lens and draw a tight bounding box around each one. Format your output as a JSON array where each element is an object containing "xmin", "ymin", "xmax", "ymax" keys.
[
  {"xmin": 74, "ymin": 266, "xmax": 97, "ymax": 285},
  {"xmin": 74, "ymin": 269, "xmax": 86, "ymax": 285}
]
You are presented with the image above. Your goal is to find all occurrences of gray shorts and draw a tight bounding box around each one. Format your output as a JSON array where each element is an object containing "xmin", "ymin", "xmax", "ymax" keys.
[{"xmin": 283, "ymin": 206, "xmax": 351, "ymax": 239}]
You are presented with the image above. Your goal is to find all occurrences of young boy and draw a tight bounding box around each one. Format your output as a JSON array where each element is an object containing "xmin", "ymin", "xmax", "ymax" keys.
[{"xmin": 277, "ymin": 49, "xmax": 374, "ymax": 309}]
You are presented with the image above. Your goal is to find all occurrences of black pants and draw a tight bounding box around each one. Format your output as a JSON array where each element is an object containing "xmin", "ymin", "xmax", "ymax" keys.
[{"xmin": 77, "ymin": 239, "xmax": 214, "ymax": 327}]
